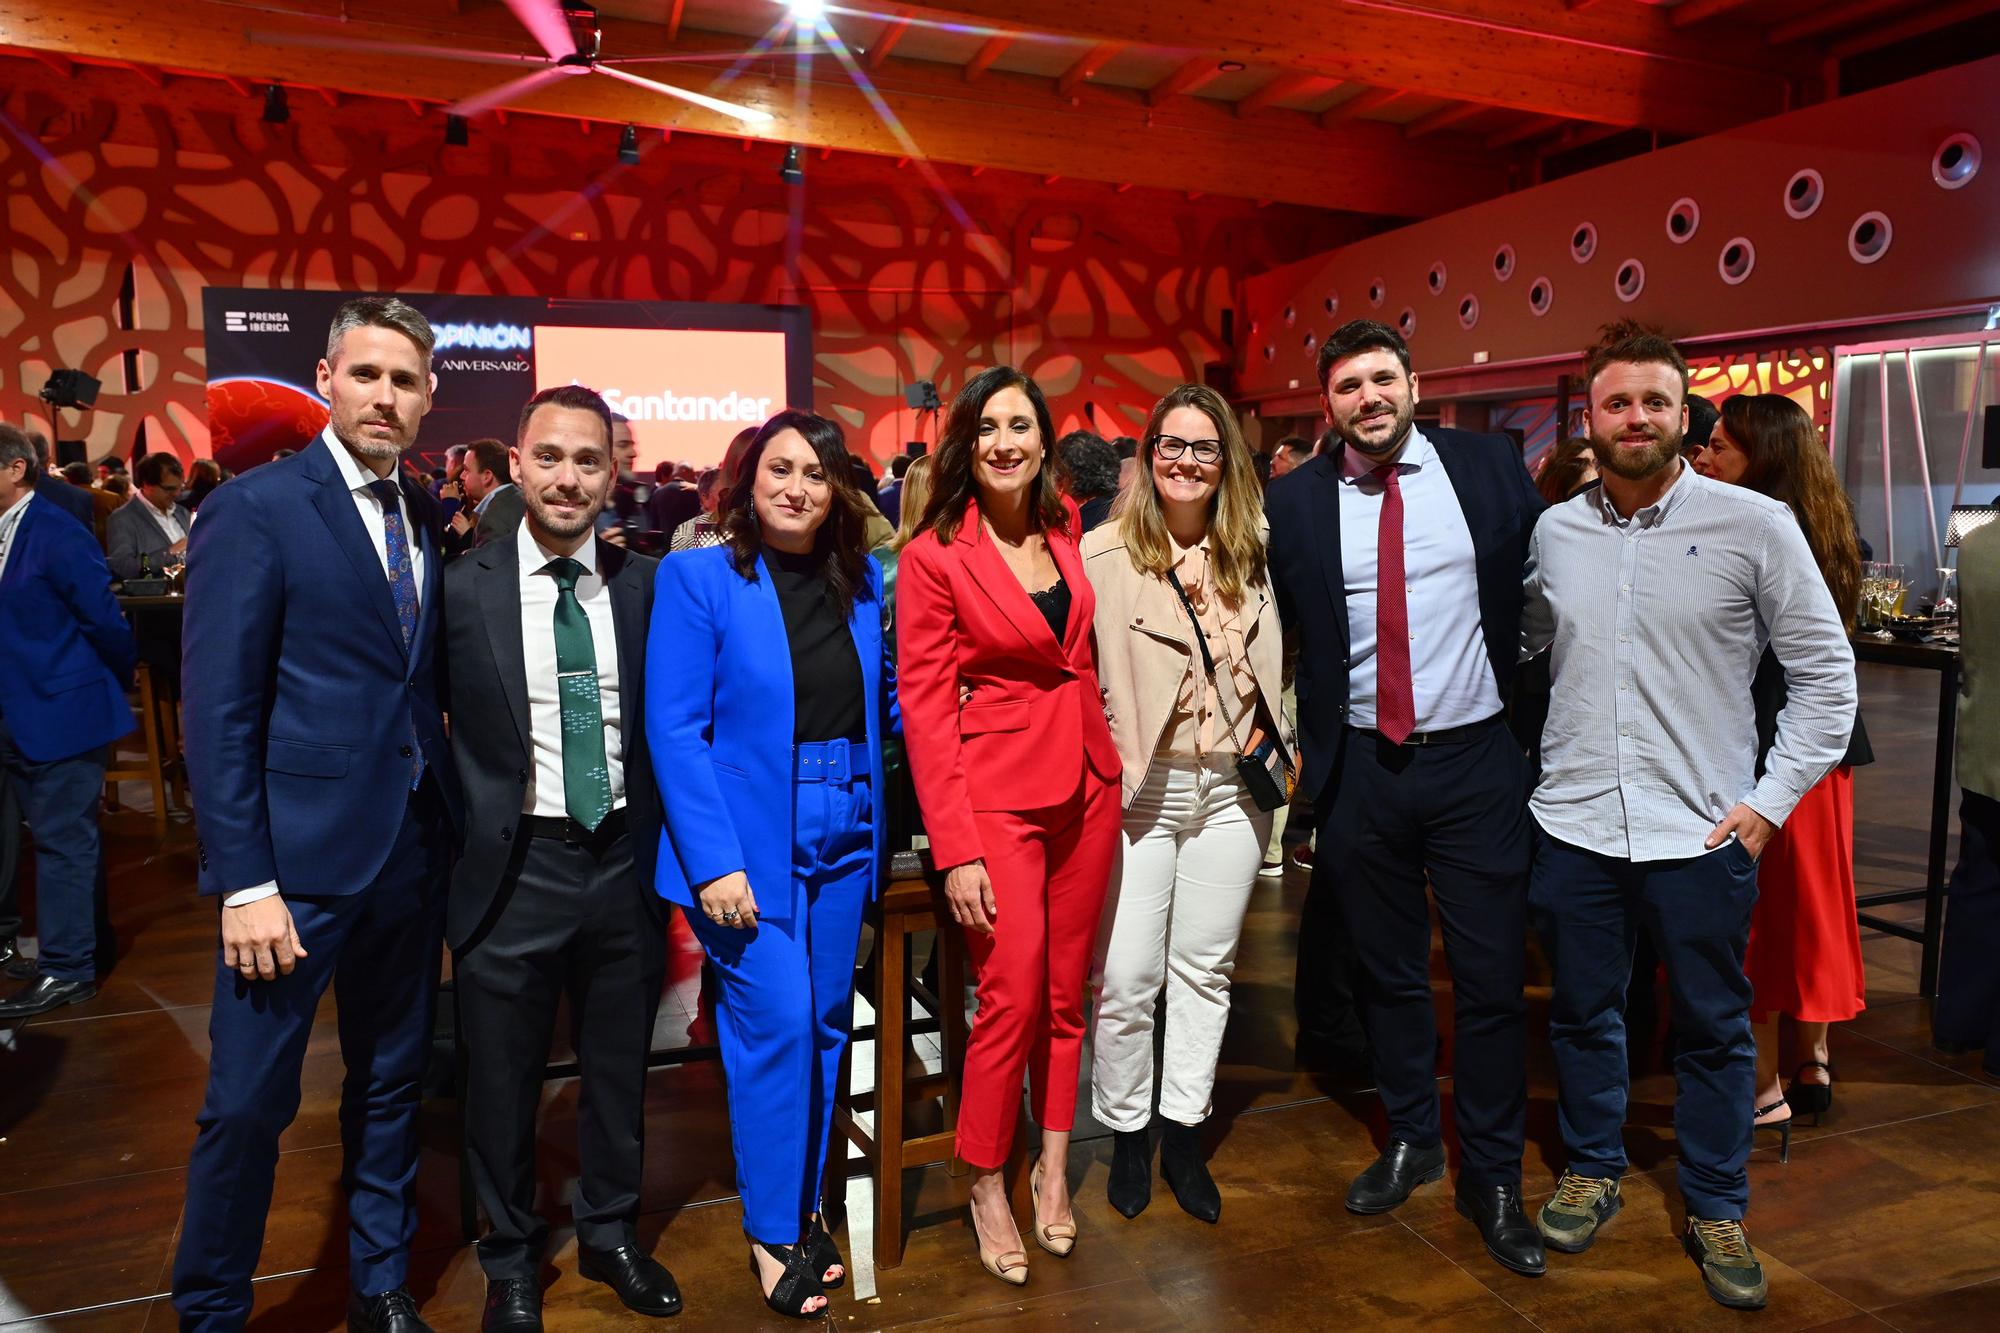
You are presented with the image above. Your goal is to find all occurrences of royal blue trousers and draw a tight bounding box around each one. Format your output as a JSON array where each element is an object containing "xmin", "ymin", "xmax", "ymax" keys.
[{"xmin": 688, "ymin": 769, "xmax": 873, "ymax": 1245}]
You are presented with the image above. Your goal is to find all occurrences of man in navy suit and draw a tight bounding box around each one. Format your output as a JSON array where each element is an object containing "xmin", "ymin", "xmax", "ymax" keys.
[
  {"xmin": 0, "ymin": 423, "xmax": 136, "ymax": 1018},
  {"xmin": 1266, "ymin": 319, "xmax": 1546, "ymax": 1276},
  {"xmin": 26, "ymin": 430, "xmax": 97, "ymax": 531},
  {"xmin": 171, "ymin": 297, "xmax": 463, "ymax": 1333}
]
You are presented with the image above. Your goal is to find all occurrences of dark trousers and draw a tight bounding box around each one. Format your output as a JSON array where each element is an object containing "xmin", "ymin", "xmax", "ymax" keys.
[
  {"xmin": 0, "ymin": 713, "xmax": 108, "ymax": 982},
  {"xmin": 1316, "ymin": 719, "xmax": 1532, "ymax": 1186},
  {"xmin": 456, "ymin": 828, "xmax": 666, "ymax": 1279},
  {"xmin": 1, "ymin": 768, "xmax": 21, "ymax": 943},
  {"xmin": 172, "ymin": 782, "xmax": 450, "ymax": 1331},
  {"xmin": 1531, "ymin": 835, "xmax": 1759, "ymax": 1219},
  {"xmin": 1936, "ymin": 790, "xmax": 2000, "ymax": 1056}
]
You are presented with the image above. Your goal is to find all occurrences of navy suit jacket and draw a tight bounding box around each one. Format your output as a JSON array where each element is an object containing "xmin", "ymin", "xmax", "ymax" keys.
[
  {"xmin": 1264, "ymin": 427, "xmax": 1544, "ymax": 802},
  {"xmin": 182, "ymin": 435, "xmax": 463, "ymax": 897},
  {"xmin": 646, "ymin": 545, "xmax": 897, "ymax": 921},
  {"xmin": 0, "ymin": 497, "xmax": 136, "ymax": 762},
  {"xmin": 33, "ymin": 473, "xmax": 95, "ymax": 531}
]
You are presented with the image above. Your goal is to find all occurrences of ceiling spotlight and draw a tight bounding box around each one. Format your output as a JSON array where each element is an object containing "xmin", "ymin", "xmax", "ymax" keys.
[
  {"xmin": 444, "ymin": 114, "xmax": 469, "ymax": 147},
  {"xmin": 618, "ymin": 123, "xmax": 641, "ymax": 165},
  {"xmin": 788, "ymin": 0, "xmax": 828, "ymax": 20},
  {"xmin": 1217, "ymin": 60, "xmax": 1246, "ymax": 72},
  {"xmin": 779, "ymin": 143, "xmax": 805, "ymax": 184},
  {"xmin": 262, "ymin": 83, "xmax": 289, "ymax": 124}
]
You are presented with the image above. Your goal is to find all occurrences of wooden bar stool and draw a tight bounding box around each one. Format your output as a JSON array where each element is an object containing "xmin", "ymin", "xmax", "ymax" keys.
[
  {"xmin": 102, "ymin": 663, "xmax": 168, "ymax": 836},
  {"xmin": 827, "ymin": 848, "xmax": 968, "ymax": 1269}
]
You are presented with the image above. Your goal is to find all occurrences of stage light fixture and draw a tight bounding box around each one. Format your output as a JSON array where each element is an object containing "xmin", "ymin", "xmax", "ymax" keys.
[
  {"xmin": 779, "ymin": 144, "xmax": 805, "ymax": 184},
  {"xmin": 262, "ymin": 83, "xmax": 289, "ymax": 124},
  {"xmin": 618, "ymin": 124, "xmax": 641, "ymax": 165},
  {"xmin": 39, "ymin": 368, "xmax": 102, "ymax": 411},
  {"xmin": 1218, "ymin": 60, "xmax": 1246, "ymax": 72},
  {"xmin": 787, "ymin": 0, "xmax": 827, "ymax": 19},
  {"xmin": 445, "ymin": 114, "xmax": 469, "ymax": 147}
]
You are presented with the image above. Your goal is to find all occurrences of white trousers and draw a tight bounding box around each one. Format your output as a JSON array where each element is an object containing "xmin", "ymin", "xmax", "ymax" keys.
[{"xmin": 1091, "ymin": 756, "xmax": 1273, "ymax": 1131}]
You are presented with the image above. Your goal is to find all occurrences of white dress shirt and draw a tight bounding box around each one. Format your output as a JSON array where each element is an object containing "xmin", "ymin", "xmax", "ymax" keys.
[
  {"xmin": 223, "ymin": 429, "xmax": 429, "ymax": 907},
  {"xmin": 1337, "ymin": 428, "xmax": 1503, "ymax": 731},
  {"xmin": 142, "ymin": 496, "xmax": 188, "ymax": 545},
  {"xmin": 517, "ymin": 520, "xmax": 625, "ymax": 818},
  {"xmin": 0, "ymin": 492, "xmax": 31, "ymax": 583}
]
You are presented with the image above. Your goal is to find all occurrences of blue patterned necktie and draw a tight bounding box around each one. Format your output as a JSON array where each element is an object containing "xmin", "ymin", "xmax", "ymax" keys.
[{"xmin": 366, "ymin": 478, "xmax": 424, "ymax": 789}]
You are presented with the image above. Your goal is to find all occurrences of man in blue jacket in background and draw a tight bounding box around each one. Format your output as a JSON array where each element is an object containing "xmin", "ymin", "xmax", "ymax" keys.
[{"xmin": 0, "ymin": 422, "xmax": 135, "ymax": 1019}]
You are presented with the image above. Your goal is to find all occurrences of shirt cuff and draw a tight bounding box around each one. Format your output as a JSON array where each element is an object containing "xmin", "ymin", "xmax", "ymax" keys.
[
  {"xmin": 223, "ymin": 881, "xmax": 280, "ymax": 908},
  {"xmin": 1742, "ymin": 779, "xmax": 1805, "ymax": 831}
]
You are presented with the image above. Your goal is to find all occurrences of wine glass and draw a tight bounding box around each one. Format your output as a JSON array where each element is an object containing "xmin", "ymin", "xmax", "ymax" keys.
[{"xmin": 1936, "ymin": 566, "xmax": 1959, "ymax": 619}]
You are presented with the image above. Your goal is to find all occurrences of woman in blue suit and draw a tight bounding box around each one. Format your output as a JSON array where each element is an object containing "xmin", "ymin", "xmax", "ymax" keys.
[{"xmin": 647, "ymin": 408, "xmax": 894, "ymax": 1319}]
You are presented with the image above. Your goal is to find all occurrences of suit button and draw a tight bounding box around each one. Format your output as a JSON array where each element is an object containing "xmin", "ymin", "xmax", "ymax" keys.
[
  {"xmin": 501, "ymin": 827, "xmax": 512, "ymax": 842},
  {"xmin": 517, "ymin": 769, "xmax": 528, "ymax": 784},
  {"xmin": 400, "ymin": 745, "xmax": 414, "ymax": 757}
]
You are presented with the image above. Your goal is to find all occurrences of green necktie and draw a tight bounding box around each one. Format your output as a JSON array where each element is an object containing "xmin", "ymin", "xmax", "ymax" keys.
[{"xmin": 547, "ymin": 557, "xmax": 612, "ymax": 831}]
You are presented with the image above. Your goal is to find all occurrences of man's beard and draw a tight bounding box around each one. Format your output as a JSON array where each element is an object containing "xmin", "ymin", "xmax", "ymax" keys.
[
  {"xmin": 1588, "ymin": 423, "xmax": 1683, "ymax": 481},
  {"xmin": 1335, "ymin": 400, "xmax": 1415, "ymax": 457},
  {"xmin": 526, "ymin": 490, "xmax": 600, "ymax": 540},
  {"xmin": 333, "ymin": 417, "xmax": 405, "ymax": 462}
]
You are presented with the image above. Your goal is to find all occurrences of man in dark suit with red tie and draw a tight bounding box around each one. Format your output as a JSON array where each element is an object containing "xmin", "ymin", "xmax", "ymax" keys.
[
  {"xmin": 172, "ymin": 297, "xmax": 463, "ymax": 1333},
  {"xmin": 1265, "ymin": 319, "xmax": 1546, "ymax": 1276}
]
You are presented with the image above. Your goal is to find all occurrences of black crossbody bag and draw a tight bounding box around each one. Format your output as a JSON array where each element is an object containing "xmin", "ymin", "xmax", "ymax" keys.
[{"xmin": 1164, "ymin": 568, "xmax": 1291, "ymax": 811}]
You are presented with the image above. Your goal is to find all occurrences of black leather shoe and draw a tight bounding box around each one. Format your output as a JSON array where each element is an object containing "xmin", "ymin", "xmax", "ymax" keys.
[
  {"xmin": 0, "ymin": 938, "xmax": 34, "ymax": 981},
  {"xmin": 0, "ymin": 975, "xmax": 96, "ymax": 1019},
  {"xmin": 1455, "ymin": 1180, "xmax": 1547, "ymax": 1276},
  {"xmin": 579, "ymin": 1244, "xmax": 682, "ymax": 1317},
  {"xmin": 1159, "ymin": 1120, "xmax": 1221, "ymax": 1223},
  {"xmin": 1107, "ymin": 1127, "xmax": 1153, "ymax": 1218},
  {"xmin": 481, "ymin": 1278, "xmax": 542, "ymax": 1332},
  {"xmin": 1345, "ymin": 1139, "xmax": 1445, "ymax": 1214},
  {"xmin": 347, "ymin": 1287, "xmax": 433, "ymax": 1333}
]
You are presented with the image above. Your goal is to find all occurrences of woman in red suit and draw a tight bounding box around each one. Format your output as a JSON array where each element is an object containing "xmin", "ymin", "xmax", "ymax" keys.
[{"xmin": 896, "ymin": 366, "xmax": 1121, "ymax": 1285}]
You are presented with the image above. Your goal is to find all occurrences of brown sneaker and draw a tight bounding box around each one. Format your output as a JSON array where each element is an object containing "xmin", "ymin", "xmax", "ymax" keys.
[
  {"xmin": 1683, "ymin": 1217, "xmax": 1768, "ymax": 1310},
  {"xmin": 1535, "ymin": 1172, "xmax": 1621, "ymax": 1253}
]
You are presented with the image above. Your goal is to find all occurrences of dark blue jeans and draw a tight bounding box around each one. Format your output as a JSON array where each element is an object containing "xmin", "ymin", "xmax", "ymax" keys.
[
  {"xmin": 1530, "ymin": 834, "xmax": 1759, "ymax": 1220},
  {"xmin": 1935, "ymin": 790, "xmax": 2000, "ymax": 1056},
  {"xmin": 0, "ymin": 712, "xmax": 108, "ymax": 982}
]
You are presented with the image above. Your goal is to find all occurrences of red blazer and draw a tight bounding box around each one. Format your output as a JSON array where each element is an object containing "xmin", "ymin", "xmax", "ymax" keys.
[{"xmin": 896, "ymin": 497, "xmax": 1121, "ymax": 869}]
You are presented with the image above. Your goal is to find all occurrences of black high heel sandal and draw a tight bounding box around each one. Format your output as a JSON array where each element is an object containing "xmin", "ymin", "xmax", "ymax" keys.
[
  {"xmin": 1785, "ymin": 1060, "xmax": 1834, "ymax": 1123},
  {"xmin": 1753, "ymin": 1100, "xmax": 1792, "ymax": 1163},
  {"xmin": 749, "ymin": 1241, "xmax": 827, "ymax": 1319},
  {"xmin": 806, "ymin": 1213, "xmax": 847, "ymax": 1290}
]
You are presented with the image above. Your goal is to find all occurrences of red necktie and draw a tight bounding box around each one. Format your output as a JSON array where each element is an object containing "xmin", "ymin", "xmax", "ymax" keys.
[{"xmin": 1373, "ymin": 463, "xmax": 1415, "ymax": 744}]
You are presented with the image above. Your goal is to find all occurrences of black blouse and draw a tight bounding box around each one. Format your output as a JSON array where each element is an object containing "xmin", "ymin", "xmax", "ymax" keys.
[
  {"xmin": 767, "ymin": 547, "xmax": 867, "ymax": 743},
  {"xmin": 1028, "ymin": 571, "xmax": 1072, "ymax": 643}
]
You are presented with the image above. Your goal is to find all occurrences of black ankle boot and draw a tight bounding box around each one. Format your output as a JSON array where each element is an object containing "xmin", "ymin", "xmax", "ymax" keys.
[
  {"xmin": 1159, "ymin": 1120, "xmax": 1221, "ymax": 1223},
  {"xmin": 1107, "ymin": 1127, "xmax": 1153, "ymax": 1218}
]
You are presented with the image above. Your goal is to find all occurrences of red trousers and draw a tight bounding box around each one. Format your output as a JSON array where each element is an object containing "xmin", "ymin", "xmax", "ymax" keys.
[{"xmin": 955, "ymin": 775, "xmax": 1121, "ymax": 1170}]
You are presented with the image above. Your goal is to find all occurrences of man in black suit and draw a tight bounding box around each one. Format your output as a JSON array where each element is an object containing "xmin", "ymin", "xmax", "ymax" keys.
[
  {"xmin": 444, "ymin": 384, "xmax": 678, "ymax": 1332},
  {"xmin": 1266, "ymin": 319, "xmax": 1545, "ymax": 1276},
  {"xmin": 26, "ymin": 432, "xmax": 95, "ymax": 531},
  {"xmin": 445, "ymin": 437, "xmax": 523, "ymax": 557}
]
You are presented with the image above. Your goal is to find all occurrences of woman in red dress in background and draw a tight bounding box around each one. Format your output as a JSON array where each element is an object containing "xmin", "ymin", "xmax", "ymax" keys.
[{"xmin": 1695, "ymin": 393, "xmax": 1869, "ymax": 1157}]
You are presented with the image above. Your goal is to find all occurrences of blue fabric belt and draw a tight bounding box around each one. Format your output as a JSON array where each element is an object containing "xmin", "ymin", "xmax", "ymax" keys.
[{"xmin": 793, "ymin": 737, "xmax": 870, "ymax": 783}]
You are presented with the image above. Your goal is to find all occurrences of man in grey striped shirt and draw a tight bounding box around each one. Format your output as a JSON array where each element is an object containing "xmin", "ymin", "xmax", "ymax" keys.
[{"xmin": 1520, "ymin": 322, "xmax": 1855, "ymax": 1311}]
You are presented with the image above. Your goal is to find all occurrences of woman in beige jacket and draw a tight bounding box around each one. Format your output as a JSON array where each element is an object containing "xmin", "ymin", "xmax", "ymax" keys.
[{"xmin": 1080, "ymin": 383, "xmax": 1291, "ymax": 1223}]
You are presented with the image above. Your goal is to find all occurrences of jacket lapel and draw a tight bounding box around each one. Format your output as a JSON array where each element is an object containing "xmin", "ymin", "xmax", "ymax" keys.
[
  {"xmin": 1310, "ymin": 455, "xmax": 1352, "ymax": 654},
  {"xmin": 957, "ymin": 500, "xmax": 1069, "ymax": 662},
  {"xmin": 477, "ymin": 537, "xmax": 532, "ymax": 759},
  {"xmin": 1046, "ymin": 523, "xmax": 1092, "ymax": 663},
  {"xmin": 306, "ymin": 438, "xmax": 409, "ymax": 657},
  {"xmin": 602, "ymin": 538, "xmax": 647, "ymax": 763}
]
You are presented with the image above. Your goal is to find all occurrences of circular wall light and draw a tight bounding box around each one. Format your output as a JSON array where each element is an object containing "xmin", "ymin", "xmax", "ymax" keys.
[
  {"xmin": 1263, "ymin": 344, "xmax": 1275, "ymax": 362},
  {"xmin": 1570, "ymin": 222, "xmax": 1597, "ymax": 263},
  {"xmin": 1323, "ymin": 293, "xmax": 1339, "ymax": 316},
  {"xmin": 1718, "ymin": 237, "xmax": 1756, "ymax": 285},
  {"xmin": 1368, "ymin": 278, "xmax": 1386, "ymax": 307},
  {"xmin": 1426, "ymin": 262, "xmax": 1448, "ymax": 295},
  {"xmin": 1528, "ymin": 276, "xmax": 1553, "ymax": 316},
  {"xmin": 1935, "ymin": 133, "xmax": 1982, "ymax": 189},
  {"xmin": 1666, "ymin": 197, "xmax": 1700, "ymax": 243},
  {"xmin": 1302, "ymin": 332, "xmax": 1317, "ymax": 353},
  {"xmin": 1493, "ymin": 244, "xmax": 1516, "ymax": 281},
  {"xmin": 1283, "ymin": 304, "xmax": 1296, "ymax": 327},
  {"xmin": 1396, "ymin": 307, "xmax": 1417, "ymax": 339},
  {"xmin": 1784, "ymin": 168, "xmax": 1823, "ymax": 219},
  {"xmin": 1458, "ymin": 294, "xmax": 1479, "ymax": 330},
  {"xmin": 1848, "ymin": 211, "xmax": 1892, "ymax": 263},
  {"xmin": 1614, "ymin": 258, "xmax": 1646, "ymax": 302}
]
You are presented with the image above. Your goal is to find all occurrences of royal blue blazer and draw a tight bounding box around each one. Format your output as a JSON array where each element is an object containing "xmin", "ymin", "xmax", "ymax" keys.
[
  {"xmin": 646, "ymin": 545, "xmax": 897, "ymax": 921},
  {"xmin": 182, "ymin": 435, "xmax": 463, "ymax": 897},
  {"xmin": 0, "ymin": 497, "xmax": 136, "ymax": 762}
]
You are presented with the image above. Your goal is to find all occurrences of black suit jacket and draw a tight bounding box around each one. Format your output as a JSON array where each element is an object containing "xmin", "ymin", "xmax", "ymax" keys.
[
  {"xmin": 442, "ymin": 530, "xmax": 663, "ymax": 950},
  {"xmin": 1265, "ymin": 426, "xmax": 1545, "ymax": 802},
  {"xmin": 444, "ymin": 484, "xmax": 525, "ymax": 559}
]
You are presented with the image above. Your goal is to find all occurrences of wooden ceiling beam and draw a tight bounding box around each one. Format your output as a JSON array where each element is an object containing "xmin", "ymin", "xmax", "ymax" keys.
[
  {"xmin": 1055, "ymin": 41, "xmax": 1123, "ymax": 98},
  {"xmin": 1485, "ymin": 112, "xmax": 1569, "ymax": 148},
  {"xmin": 1318, "ymin": 86, "xmax": 1403, "ymax": 128},
  {"xmin": 868, "ymin": 17, "xmax": 911, "ymax": 70},
  {"xmin": 897, "ymin": 0, "xmax": 1796, "ymax": 137},
  {"xmin": 964, "ymin": 33, "xmax": 1012, "ymax": 82},
  {"xmin": 1403, "ymin": 101, "xmax": 1489, "ymax": 139},
  {"xmin": 1146, "ymin": 55, "xmax": 1223, "ymax": 106},
  {"xmin": 1670, "ymin": 0, "xmax": 1762, "ymax": 26},
  {"xmin": 1826, "ymin": 0, "xmax": 2000, "ymax": 58},
  {"xmin": 1768, "ymin": 0, "xmax": 1910, "ymax": 45},
  {"xmin": 1235, "ymin": 72, "xmax": 1326, "ymax": 118},
  {"xmin": 0, "ymin": 0, "xmax": 1513, "ymax": 216}
]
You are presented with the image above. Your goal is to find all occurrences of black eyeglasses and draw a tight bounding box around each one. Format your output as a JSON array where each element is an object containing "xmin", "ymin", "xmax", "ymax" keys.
[{"xmin": 1150, "ymin": 434, "xmax": 1223, "ymax": 464}]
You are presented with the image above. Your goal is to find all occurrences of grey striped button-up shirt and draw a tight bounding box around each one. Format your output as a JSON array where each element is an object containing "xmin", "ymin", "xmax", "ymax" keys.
[{"xmin": 1522, "ymin": 462, "xmax": 1856, "ymax": 862}]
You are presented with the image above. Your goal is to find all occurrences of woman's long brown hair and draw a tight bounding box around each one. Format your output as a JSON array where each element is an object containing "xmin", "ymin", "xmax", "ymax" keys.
[
  {"xmin": 1720, "ymin": 393, "xmax": 1861, "ymax": 629},
  {"xmin": 913, "ymin": 366, "xmax": 1069, "ymax": 545},
  {"xmin": 1114, "ymin": 383, "xmax": 1267, "ymax": 603}
]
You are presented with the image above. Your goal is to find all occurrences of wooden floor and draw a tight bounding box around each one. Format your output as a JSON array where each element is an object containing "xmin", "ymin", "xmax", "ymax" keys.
[{"xmin": 3, "ymin": 661, "xmax": 1999, "ymax": 1330}]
